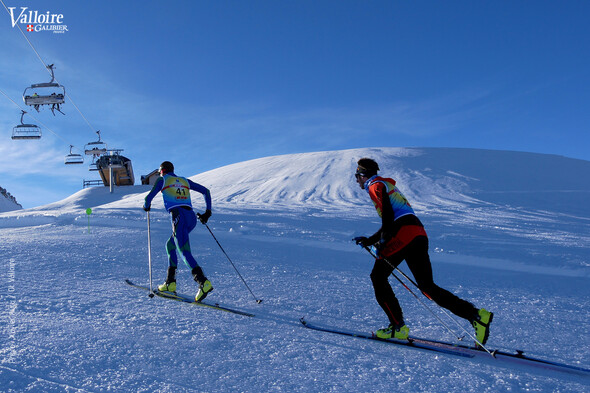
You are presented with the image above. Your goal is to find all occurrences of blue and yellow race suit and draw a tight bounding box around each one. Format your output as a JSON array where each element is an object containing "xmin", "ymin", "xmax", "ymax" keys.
[{"xmin": 144, "ymin": 173, "xmax": 212, "ymax": 269}]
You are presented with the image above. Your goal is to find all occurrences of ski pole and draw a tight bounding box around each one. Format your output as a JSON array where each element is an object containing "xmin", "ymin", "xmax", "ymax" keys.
[
  {"xmin": 199, "ymin": 214, "xmax": 262, "ymax": 304},
  {"xmin": 360, "ymin": 243, "xmax": 493, "ymax": 355},
  {"xmin": 147, "ymin": 211, "xmax": 154, "ymax": 298}
]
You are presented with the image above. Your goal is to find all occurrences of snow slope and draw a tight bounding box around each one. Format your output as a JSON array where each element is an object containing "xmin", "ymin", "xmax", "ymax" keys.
[
  {"xmin": 0, "ymin": 188, "xmax": 21, "ymax": 213},
  {"xmin": 0, "ymin": 147, "xmax": 589, "ymax": 392}
]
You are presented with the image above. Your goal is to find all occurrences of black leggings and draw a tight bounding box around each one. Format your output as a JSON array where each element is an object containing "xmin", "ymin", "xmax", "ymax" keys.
[{"xmin": 370, "ymin": 236, "xmax": 477, "ymax": 326}]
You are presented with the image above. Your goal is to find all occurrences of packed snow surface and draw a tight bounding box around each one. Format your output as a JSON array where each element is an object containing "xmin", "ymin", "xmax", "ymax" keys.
[{"xmin": 1, "ymin": 147, "xmax": 589, "ymax": 392}]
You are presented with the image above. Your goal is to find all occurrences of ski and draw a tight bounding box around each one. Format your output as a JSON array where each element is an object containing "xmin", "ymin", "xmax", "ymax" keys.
[
  {"xmin": 125, "ymin": 279, "xmax": 255, "ymax": 317},
  {"xmin": 300, "ymin": 317, "xmax": 474, "ymax": 358},
  {"xmin": 300, "ymin": 318, "xmax": 590, "ymax": 377}
]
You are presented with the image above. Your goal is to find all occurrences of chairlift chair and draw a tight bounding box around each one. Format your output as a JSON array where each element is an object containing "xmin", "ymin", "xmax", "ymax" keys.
[
  {"xmin": 89, "ymin": 157, "xmax": 99, "ymax": 171},
  {"xmin": 65, "ymin": 145, "xmax": 84, "ymax": 165},
  {"xmin": 11, "ymin": 110, "xmax": 41, "ymax": 140},
  {"xmin": 23, "ymin": 64, "xmax": 65, "ymax": 114},
  {"xmin": 85, "ymin": 130, "xmax": 107, "ymax": 156}
]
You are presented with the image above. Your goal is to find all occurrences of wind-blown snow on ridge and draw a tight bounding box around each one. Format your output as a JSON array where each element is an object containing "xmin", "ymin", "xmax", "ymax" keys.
[{"xmin": 191, "ymin": 147, "xmax": 483, "ymax": 212}]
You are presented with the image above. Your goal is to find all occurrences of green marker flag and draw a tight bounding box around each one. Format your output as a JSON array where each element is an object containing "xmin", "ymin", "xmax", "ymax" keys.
[{"xmin": 86, "ymin": 208, "xmax": 92, "ymax": 233}]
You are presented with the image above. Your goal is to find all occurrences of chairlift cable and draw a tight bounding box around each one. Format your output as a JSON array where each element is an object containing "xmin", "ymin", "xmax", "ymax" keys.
[
  {"xmin": 0, "ymin": 0, "xmax": 49, "ymax": 75},
  {"xmin": 0, "ymin": 86, "xmax": 25, "ymax": 111},
  {"xmin": 65, "ymin": 91, "xmax": 97, "ymax": 134}
]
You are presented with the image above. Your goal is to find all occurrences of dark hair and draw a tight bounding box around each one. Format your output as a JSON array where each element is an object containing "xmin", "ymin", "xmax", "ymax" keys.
[
  {"xmin": 356, "ymin": 158, "xmax": 379, "ymax": 176},
  {"xmin": 160, "ymin": 161, "xmax": 174, "ymax": 173}
]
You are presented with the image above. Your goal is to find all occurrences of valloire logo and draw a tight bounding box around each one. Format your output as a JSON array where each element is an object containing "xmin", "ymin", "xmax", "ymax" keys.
[{"xmin": 8, "ymin": 6, "xmax": 68, "ymax": 33}]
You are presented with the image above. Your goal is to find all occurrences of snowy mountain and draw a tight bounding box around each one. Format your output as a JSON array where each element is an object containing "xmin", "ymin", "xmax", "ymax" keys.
[
  {"xmin": 0, "ymin": 147, "xmax": 589, "ymax": 392},
  {"xmin": 0, "ymin": 186, "xmax": 21, "ymax": 213}
]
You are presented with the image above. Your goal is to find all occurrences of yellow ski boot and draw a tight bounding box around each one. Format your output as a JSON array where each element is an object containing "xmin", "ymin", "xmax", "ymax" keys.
[
  {"xmin": 195, "ymin": 280, "xmax": 213, "ymax": 302},
  {"xmin": 375, "ymin": 324, "xmax": 410, "ymax": 340},
  {"xmin": 472, "ymin": 308, "xmax": 493, "ymax": 346},
  {"xmin": 158, "ymin": 281, "xmax": 176, "ymax": 293}
]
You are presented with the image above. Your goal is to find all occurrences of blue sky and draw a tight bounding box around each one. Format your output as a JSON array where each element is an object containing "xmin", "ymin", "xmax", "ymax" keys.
[{"xmin": 1, "ymin": 1, "xmax": 589, "ymax": 208}]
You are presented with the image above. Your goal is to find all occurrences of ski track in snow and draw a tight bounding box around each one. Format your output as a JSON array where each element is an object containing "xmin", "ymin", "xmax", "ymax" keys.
[{"xmin": 1, "ymin": 148, "xmax": 589, "ymax": 392}]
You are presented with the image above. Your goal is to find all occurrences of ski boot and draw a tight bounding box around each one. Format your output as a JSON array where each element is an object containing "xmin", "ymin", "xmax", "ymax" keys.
[
  {"xmin": 195, "ymin": 280, "xmax": 213, "ymax": 302},
  {"xmin": 472, "ymin": 308, "xmax": 493, "ymax": 346},
  {"xmin": 375, "ymin": 323, "xmax": 409, "ymax": 340},
  {"xmin": 158, "ymin": 266, "xmax": 177, "ymax": 293},
  {"xmin": 192, "ymin": 266, "xmax": 213, "ymax": 302}
]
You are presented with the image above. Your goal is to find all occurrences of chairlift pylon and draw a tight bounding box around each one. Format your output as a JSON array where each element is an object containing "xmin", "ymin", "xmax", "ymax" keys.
[
  {"xmin": 23, "ymin": 64, "xmax": 65, "ymax": 115},
  {"xmin": 85, "ymin": 130, "xmax": 107, "ymax": 156},
  {"xmin": 11, "ymin": 110, "xmax": 42, "ymax": 140},
  {"xmin": 65, "ymin": 145, "xmax": 84, "ymax": 165}
]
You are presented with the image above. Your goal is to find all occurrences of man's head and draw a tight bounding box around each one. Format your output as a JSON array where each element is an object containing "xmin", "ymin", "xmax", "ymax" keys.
[
  {"xmin": 159, "ymin": 161, "xmax": 174, "ymax": 175},
  {"xmin": 355, "ymin": 158, "xmax": 379, "ymax": 189}
]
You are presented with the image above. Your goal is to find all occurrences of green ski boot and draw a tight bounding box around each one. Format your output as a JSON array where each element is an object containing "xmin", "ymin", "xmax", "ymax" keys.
[
  {"xmin": 472, "ymin": 308, "xmax": 493, "ymax": 346},
  {"xmin": 375, "ymin": 324, "xmax": 409, "ymax": 340},
  {"xmin": 195, "ymin": 280, "xmax": 213, "ymax": 302},
  {"xmin": 158, "ymin": 281, "xmax": 176, "ymax": 292},
  {"xmin": 158, "ymin": 266, "xmax": 177, "ymax": 293}
]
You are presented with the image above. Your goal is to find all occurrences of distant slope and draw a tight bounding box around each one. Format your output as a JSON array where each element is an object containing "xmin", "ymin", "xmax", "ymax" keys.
[
  {"xmin": 0, "ymin": 186, "xmax": 22, "ymax": 213},
  {"xmin": 189, "ymin": 147, "xmax": 477, "ymax": 212},
  {"xmin": 188, "ymin": 147, "xmax": 590, "ymax": 216},
  {"xmin": 6, "ymin": 147, "xmax": 589, "ymax": 217}
]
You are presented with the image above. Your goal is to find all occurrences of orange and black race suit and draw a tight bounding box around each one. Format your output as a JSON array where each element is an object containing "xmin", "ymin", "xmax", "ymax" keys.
[
  {"xmin": 364, "ymin": 176, "xmax": 426, "ymax": 257},
  {"xmin": 363, "ymin": 175, "xmax": 477, "ymax": 327}
]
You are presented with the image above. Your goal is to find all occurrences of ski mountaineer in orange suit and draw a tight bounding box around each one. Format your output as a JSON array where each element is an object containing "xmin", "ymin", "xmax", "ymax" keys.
[
  {"xmin": 143, "ymin": 161, "xmax": 213, "ymax": 302},
  {"xmin": 352, "ymin": 158, "xmax": 493, "ymax": 345}
]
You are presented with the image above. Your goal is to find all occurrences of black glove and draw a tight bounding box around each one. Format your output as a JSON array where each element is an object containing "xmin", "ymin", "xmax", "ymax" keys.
[
  {"xmin": 353, "ymin": 236, "xmax": 370, "ymax": 247},
  {"xmin": 143, "ymin": 205, "xmax": 151, "ymax": 212},
  {"xmin": 198, "ymin": 209, "xmax": 212, "ymax": 224}
]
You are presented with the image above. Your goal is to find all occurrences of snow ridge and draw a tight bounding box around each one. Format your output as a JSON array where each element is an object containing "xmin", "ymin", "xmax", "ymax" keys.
[{"xmin": 0, "ymin": 186, "xmax": 21, "ymax": 213}]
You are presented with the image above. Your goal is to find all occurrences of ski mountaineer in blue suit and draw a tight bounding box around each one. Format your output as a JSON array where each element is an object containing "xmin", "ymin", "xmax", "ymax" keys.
[{"xmin": 143, "ymin": 161, "xmax": 213, "ymax": 302}]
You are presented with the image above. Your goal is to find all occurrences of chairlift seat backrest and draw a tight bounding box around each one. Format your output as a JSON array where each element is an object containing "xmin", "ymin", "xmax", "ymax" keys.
[
  {"xmin": 24, "ymin": 93, "xmax": 65, "ymax": 106},
  {"xmin": 12, "ymin": 111, "xmax": 41, "ymax": 139},
  {"xmin": 64, "ymin": 145, "xmax": 84, "ymax": 165},
  {"xmin": 12, "ymin": 124, "xmax": 41, "ymax": 140},
  {"xmin": 65, "ymin": 154, "xmax": 84, "ymax": 165},
  {"xmin": 85, "ymin": 146, "xmax": 107, "ymax": 155},
  {"xmin": 23, "ymin": 84, "xmax": 65, "ymax": 106},
  {"xmin": 84, "ymin": 140, "xmax": 107, "ymax": 155}
]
